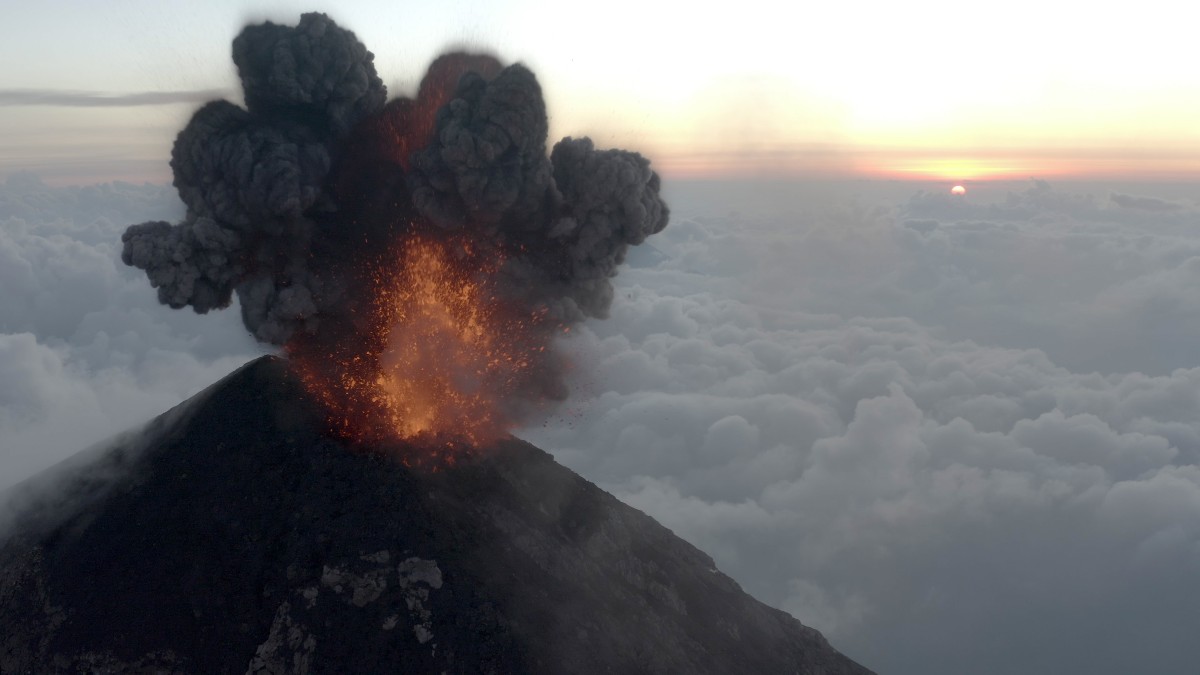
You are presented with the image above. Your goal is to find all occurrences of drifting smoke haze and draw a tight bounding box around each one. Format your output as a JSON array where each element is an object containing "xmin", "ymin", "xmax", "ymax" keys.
[{"xmin": 120, "ymin": 13, "xmax": 667, "ymax": 442}]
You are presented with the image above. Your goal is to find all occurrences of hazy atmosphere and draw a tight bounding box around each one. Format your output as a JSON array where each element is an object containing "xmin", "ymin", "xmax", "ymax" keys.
[{"xmin": 3, "ymin": 3, "xmax": 1199, "ymax": 674}]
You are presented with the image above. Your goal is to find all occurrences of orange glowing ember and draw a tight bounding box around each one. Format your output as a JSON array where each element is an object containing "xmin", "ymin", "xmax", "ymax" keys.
[{"xmin": 290, "ymin": 233, "xmax": 550, "ymax": 453}]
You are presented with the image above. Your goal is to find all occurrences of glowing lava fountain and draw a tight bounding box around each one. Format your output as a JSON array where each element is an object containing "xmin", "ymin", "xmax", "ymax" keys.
[{"xmin": 291, "ymin": 234, "xmax": 553, "ymax": 452}]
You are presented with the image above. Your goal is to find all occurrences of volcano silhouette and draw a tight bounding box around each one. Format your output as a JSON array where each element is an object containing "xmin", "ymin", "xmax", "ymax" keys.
[{"xmin": 0, "ymin": 356, "xmax": 873, "ymax": 674}]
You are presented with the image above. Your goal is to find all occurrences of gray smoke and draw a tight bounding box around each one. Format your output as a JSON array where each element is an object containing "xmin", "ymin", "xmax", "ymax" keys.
[
  {"xmin": 545, "ymin": 136, "xmax": 669, "ymax": 318},
  {"xmin": 122, "ymin": 11, "xmax": 668, "ymax": 357},
  {"xmin": 232, "ymin": 14, "xmax": 387, "ymax": 137},
  {"xmin": 121, "ymin": 217, "xmax": 243, "ymax": 313},
  {"xmin": 170, "ymin": 100, "xmax": 330, "ymax": 228},
  {"xmin": 408, "ymin": 65, "xmax": 556, "ymax": 231}
]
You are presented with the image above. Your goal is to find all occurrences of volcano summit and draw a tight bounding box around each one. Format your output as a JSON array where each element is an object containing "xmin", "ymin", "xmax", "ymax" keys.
[{"xmin": 0, "ymin": 357, "xmax": 874, "ymax": 674}]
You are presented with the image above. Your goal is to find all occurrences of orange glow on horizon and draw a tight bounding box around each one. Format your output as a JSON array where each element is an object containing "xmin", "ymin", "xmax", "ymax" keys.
[
  {"xmin": 861, "ymin": 150, "xmax": 1200, "ymax": 182},
  {"xmin": 645, "ymin": 143, "xmax": 1200, "ymax": 182},
  {"xmin": 868, "ymin": 156, "xmax": 1045, "ymax": 181}
]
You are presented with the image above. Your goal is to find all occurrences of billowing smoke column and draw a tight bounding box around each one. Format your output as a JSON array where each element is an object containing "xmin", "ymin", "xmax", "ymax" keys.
[{"xmin": 121, "ymin": 13, "xmax": 668, "ymax": 444}]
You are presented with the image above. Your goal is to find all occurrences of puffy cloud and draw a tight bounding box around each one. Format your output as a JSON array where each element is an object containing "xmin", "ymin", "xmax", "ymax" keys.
[
  {"xmin": 521, "ymin": 181, "xmax": 1200, "ymax": 674},
  {"xmin": 0, "ymin": 175, "xmax": 263, "ymax": 492},
  {"xmin": 0, "ymin": 332, "xmax": 251, "ymax": 487},
  {"xmin": 664, "ymin": 180, "xmax": 1200, "ymax": 375}
]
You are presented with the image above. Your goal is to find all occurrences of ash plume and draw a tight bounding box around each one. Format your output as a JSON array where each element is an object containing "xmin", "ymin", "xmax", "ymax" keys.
[{"xmin": 121, "ymin": 12, "xmax": 668, "ymax": 420}]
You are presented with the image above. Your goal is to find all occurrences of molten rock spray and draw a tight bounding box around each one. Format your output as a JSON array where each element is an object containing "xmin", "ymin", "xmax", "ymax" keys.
[{"xmin": 121, "ymin": 13, "xmax": 669, "ymax": 451}]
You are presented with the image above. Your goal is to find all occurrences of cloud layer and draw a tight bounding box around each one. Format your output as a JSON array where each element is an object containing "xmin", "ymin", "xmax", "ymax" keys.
[
  {"xmin": 523, "ymin": 181, "xmax": 1200, "ymax": 675},
  {"xmin": 3, "ymin": 174, "xmax": 1198, "ymax": 674},
  {"xmin": 747, "ymin": 180, "xmax": 1200, "ymax": 375},
  {"xmin": 0, "ymin": 173, "xmax": 263, "ymax": 491}
]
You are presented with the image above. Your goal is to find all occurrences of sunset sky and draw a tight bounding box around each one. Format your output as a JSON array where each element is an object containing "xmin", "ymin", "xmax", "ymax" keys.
[{"xmin": 3, "ymin": 0, "xmax": 1199, "ymax": 184}]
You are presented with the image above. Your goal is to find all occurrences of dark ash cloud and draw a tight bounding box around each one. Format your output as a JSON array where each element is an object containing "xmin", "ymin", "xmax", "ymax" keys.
[{"xmin": 120, "ymin": 12, "xmax": 668, "ymax": 406}]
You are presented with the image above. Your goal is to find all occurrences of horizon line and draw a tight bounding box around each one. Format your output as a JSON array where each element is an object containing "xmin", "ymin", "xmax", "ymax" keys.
[{"xmin": 0, "ymin": 88, "xmax": 233, "ymax": 108}]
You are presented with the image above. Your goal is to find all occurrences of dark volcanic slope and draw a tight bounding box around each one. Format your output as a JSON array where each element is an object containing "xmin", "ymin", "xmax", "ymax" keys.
[{"xmin": 0, "ymin": 356, "xmax": 874, "ymax": 674}]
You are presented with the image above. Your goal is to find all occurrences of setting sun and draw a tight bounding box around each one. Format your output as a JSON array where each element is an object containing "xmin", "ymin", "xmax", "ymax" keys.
[{"xmin": 951, "ymin": 185, "xmax": 967, "ymax": 195}]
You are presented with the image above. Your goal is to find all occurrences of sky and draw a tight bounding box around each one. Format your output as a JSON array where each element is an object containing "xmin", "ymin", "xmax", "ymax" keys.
[
  {"xmin": 3, "ymin": 3, "xmax": 1200, "ymax": 675},
  {"xmin": 3, "ymin": 0, "xmax": 1200, "ymax": 183}
]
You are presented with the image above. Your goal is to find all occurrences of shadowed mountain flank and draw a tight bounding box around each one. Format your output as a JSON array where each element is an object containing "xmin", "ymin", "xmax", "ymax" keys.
[{"xmin": 0, "ymin": 356, "xmax": 873, "ymax": 674}]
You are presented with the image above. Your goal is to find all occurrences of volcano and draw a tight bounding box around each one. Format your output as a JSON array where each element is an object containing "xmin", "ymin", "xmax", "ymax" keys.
[{"xmin": 0, "ymin": 357, "xmax": 873, "ymax": 674}]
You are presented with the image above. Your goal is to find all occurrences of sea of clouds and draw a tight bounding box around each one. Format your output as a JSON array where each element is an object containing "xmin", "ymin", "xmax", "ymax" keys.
[
  {"xmin": 0, "ymin": 173, "xmax": 264, "ymax": 489},
  {"xmin": 527, "ymin": 179, "xmax": 1200, "ymax": 675},
  {"xmin": 2, "ymin": 173, "xmax": 1197, "ymax": 674}
]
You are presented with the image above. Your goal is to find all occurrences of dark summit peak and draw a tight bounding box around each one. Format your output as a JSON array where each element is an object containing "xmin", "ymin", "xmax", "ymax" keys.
[{"xmin": 0, "ymin": 356, "xmax": 873, "ymax": 674}]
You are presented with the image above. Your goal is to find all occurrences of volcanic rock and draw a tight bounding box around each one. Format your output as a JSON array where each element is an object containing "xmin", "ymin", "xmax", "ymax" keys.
[{"xmin": 0, "ymin": 356, "xmax": 873, "ymax": 674}]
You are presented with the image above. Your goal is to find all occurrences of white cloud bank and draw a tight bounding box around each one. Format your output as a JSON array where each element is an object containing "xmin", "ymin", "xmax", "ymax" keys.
[
  {"xmin": 523, "ymin": 181, "xmax": 1200, "ymax": 674},
  {"xmin": 0, "ymin": 173, "xmax": 263, "ymax": 490},
  {"xmin": 2, "ymin": 173, "xmax": 1198, "ymax": 674}
]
